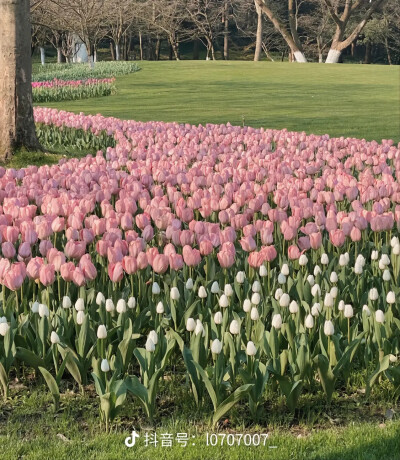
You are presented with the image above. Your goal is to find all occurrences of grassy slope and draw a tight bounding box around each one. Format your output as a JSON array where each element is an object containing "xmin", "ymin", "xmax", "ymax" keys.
[{"xmin": 37, "ymin": 61, "xmax": 400, "ymax": 143}]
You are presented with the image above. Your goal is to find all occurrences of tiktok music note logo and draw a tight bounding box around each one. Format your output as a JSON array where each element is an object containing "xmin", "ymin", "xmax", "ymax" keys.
[{"xmin": 125, "ymin": 428, "xmax": 140, "ymax": 447}]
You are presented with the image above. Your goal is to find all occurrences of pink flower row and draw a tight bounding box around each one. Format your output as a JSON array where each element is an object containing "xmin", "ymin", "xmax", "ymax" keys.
[{"xmin": 31, "ymin": 78, "xmax": 115, "ymax": 89}]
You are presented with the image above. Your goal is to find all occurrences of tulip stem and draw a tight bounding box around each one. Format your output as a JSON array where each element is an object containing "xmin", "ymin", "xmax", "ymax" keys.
[
  {"xmin": 347, "ymin": 318, "xmax": 351, "ymax": 345},
  {"xmin": 15, "ymin": 291, "xmax": 19, "ymax": 314}
]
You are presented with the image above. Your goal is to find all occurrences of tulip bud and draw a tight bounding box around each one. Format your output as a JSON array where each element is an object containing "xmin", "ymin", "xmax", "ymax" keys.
[
  {"xmin": 243, "ymin": 299, "xmax": 251, "ymax": 312},
  {"xmin": 224, "ymin": 284, "xmax": 233, "ymax": 297},
  {"xmin": 198, "ymin": 286, "xmax": 207, "ymax": 298},
  {"xmin": 250, "ymin": 307, "xmax": 259, "ymax": 321},
  {"xmin": 105, "ymin": 299, "xmax": 115, "ymax": 312},
  {"xmin": 128, "ymin": 297, "xmax": 136, "ymax": 309},
  {"xmin": 389, "ymin": 354, "xmax": 398, "ymax": 363},
  {"xmin": 214, "ymin": 311, "xmax": 223, "ymax": 324},
  {"xmin": 386, "ymin": 291, "xmax": 395, "ymax": 304},
  {"xmin": 371, "ymin": 250, "xmax": 379, "ymax": 260},
  {"xmin": 229, "ymin": 319, "xmax": 240, "ymax": 335},
  {"xmin": 252, "ymin": 281, "xmax": 261, "ymax": 293},
  {"xmin": 145, "ymin": 337, "xmax": 155, "ymax": 352},
  {"xmin": 219, "ymin": 294, "xmax": 229, "ymax": 308},
  {"xmin": 152, "ymin": 282, "xmax": 161, "ymax": 295},
  {"xmin": 101, "ymin": 358, "xmax": 110, "ymax": 372},
  {"xmin": 330, "ymin": 287, "xmax": 338, "ymax": 299},
  {"xmin": 194, "ymin": 319, "xmax": 204, "ymax": 336},
  {"xmin": 211, "ymin": 281, "xmax": 220, "ymax": 294},
  {"xmin": 251, "ymin": 292, "xmax": 260, "ymax": 305},
  {"xmin": 356, "ymin": 254, "xmax": 366, "ymax": 267},
  {"xmin": 299, "ymin": 254, "xmax": 308, "ymax": 266},
  {"xmin": 324, "ymin": 320, "xmax": 334, "ymax": 336},
  {"xmin": 324, "ymin": 293, "xmax": 334, "ymax": 308},
  {"xmin": 375, "ymin": 309, "xmax": 385, "ymax": 323},
  {"xmin": 149, "ymin": 330, "xmax": 158, "ymax": 345},
  {"xmin": 62, "ymin": 296, "xmax": 71, "ymax": 309},
  {"xmin": 393, "ymin": 244, "xmax": 400, "ymax": 256},
  {"xmin": 391, "ymin": 236, "xmax": 399, "ymax": 247},
  {"xmin": 307, "ymin": 275, "xmax": 315, "ymax": 286},
  {"xmin": 186, "ymin": 317, "xmax": 196, "ymax": 332},
  {"xmin": 97, "ymin": 324, "xmax": 107, "ymax": 339},
  {"xmin": 236, "ymin": 271, "xmax": 245, "ymax": 283},
  {"xmin": 289, "ymin": 300, "xmax": 298, "ymax": 314},
  {"xmin": 314, "ymin": 265, "xmax": 321, "ymax": 276},
  {"xmin": 311, "ymin": 303, "xmax": 321, "ymax": 316},
  {"xmin": 211, "ymin": 339, "xmax": 222, "ymax": 354},
  {"xmin": 170, "ymin": 287, "xmax": 180, "ymax": 300},
  {"xmin": 75, "ymin": 298, "xmax": 85, "ymax": 312},
  {"xmin": 274, "ymin": 288, "xmax": 283, "ymax": 300},
  {"xmin": 338, "ymin": 300, "xmax": 345, "ymax": 311},
  {"xmin": 259, "ymin": 265, "xmax": 267, "ymax": 277},
  {"xmin": 380, "ymin": 254, "xmax": 390, "ymax": 266},
  {"xmin": 279, "ymin": 293, "xmax": 290, "ymax": 307},
  {"xmin": 116, "ymin": 299, "xmax": 126, "ymax": 314},
  {"xmin": 76, "ymin": 311, "xmax": 85, "ymax": 325},
  {"xmin": 330, "ymin": 272, "xmax": 338, "ymax": 283},
  {"xmin": 354, "ymin": 263, "xmax": 363, "ymax": 274},
  {"xmin": 281, "ymin": 263, "xmax": 289, "ymax": 276},
  {"xmin": 0, "ymin": 321, "xmax": 10, "ymax": 337},
  {"xmin": 246, "ymin": 341, "xmax": 257, "ymax": 356},
  {"xmin": 50, "ymin": 331, "xmax": 60, "ymax": 344},
  {"xmin": 344, "ymin": 304, "xmax": 353, "ymax": 318},
  {"xmin": 156, "ymin": 301, "xmax": 164, "ymax": 314},
  {"xmin": 185, "ymin": 278, "xmax": 194, "ymax": 290},
  {"xmin": 369, "ymin": 288, "xmax": 379, "ymax": 301},
  {"xmin": 305, "ymin": 314, "xmax": 314, "ymax": 328},
  {"xmin": 321, "ymin": 254, "xmax": 329, "ymax": 265},
  {"xmin": 378, "ymin": 259, "xmax": 386, "ymax": 270},
  {"xmin": 272, "ymin": 314, "xmax": 282, "ymax": 329},
  {"xmin": 339, "ymin": 254, "xmax": 348, "ymax": 266},
  {"xmin": 311, "ymin": 284, "xmax": 321, "ymax": 297},
  {"xmin": 362, "ymin": 305, "xmax": 370, "ymax": 316},
  {"xmin": 96, "ymin": 292, "xmax": 105, "ymax": 305},
  {"xmin": 31, "ymin": 301, "xmax": 39, "ymax": 313},
  {"xmin": 278, "ymin": 273, "xmax": 286, "ymax": 284},
  {"xmin": 39, "ymin": 304, "xmax": 49, "ymax": 318}
]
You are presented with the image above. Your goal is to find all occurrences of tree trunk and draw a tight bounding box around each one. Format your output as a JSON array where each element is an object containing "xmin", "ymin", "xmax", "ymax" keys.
[
  {"xmin": 364, "ymin": 42, "xmax": 371, "ymax": 64},
  {"xmin": 139, "ymin": 31, "xmax": 143, "ymax": 60},
  {"xmin": 110, "ymin": 42, "xmax": 115, "ymax": 60},
  {"xmin": 223, "ymin": 0, "xmax": 229, "ymax": 60},
  {"xmin": 115, "ymin": 42, "xmax": 120, "ymax": 61},
  {"xmin": 155, "ymin": 37, "xmax": 161, "ymax": 61},
  {"xmin": 254, "ymin": 0, "xmax": 263, "ymax": 61},
  {"xmin": 385, "ymin": 38, "xmax": 392, "ymax": 65},
  {"xmin": 57, "ymin": 47, "xmax": 63, "ymax": 63},
  {"xmin": 40, "ymin": 46, "xmax": 45, "ymax": 65},
  {"xmin": 0, "ymin": 0, "xmax": 40, "ymax": 160},
  {"xmin": 325, "ymin": 48, "xmax": 342, "ymax": 63}
]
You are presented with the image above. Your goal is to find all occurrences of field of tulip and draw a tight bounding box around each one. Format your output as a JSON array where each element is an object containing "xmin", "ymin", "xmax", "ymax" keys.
[
  {"xmin": 1, "ymin": 107, "xmax": 400, "ymax": 434},
  {"xmin": 32, "ymin": 78, "xmax": 116, "ymax": 103}
]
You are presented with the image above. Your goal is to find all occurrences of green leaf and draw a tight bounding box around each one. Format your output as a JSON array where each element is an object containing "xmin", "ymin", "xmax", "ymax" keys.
[
  {"xmin": 366, "ymin": 355, "xmax": 390, "ymax": 398},
  {"xmin": 39, "ymin": 367, "xmax": 60, "ymax": 410},
  {"xmin": 314, "ymin": 354, "xmax": 335, "ymax": 403},
  {"xmin": 212, "ymin": 384, "xmax": 254, "ymax": 426},
  {"xmin": 0, "ymin": 362, "xmax": 8, "ymax": 399},
  {"xmin": 15, "ymin": 347, "xmax": 45, "ymax": 369},
  {"xmin": 192, "ymin": 361, "xmax": 218, "ymax": 411}
]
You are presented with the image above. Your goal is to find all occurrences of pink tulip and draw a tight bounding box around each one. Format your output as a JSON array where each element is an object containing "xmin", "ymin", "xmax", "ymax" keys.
[
  {"xmin": 39, "ymin": 264, "xmax": 55, "ymax": 287},
  {"xmin": 108, "ymin": 262, "xmax": 124, "ymax": 283},
  {"xmin": 122, "ymin": 256, "xmax": 138, "ymax": 275}
]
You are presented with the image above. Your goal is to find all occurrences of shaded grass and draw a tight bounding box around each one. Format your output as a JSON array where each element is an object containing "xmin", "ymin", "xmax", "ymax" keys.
[{"xmin": 37, "ymin": 61, "xmax": 400, "ymax": 142}]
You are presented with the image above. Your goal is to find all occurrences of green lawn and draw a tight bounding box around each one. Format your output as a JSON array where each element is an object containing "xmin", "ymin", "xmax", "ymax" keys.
[{"xmin": 37, "ymin": 61, "xmax": 400, "ymax": 142}]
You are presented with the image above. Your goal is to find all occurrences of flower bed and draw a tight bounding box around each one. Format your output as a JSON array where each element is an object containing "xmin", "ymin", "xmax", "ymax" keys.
[{"xmin": 0, "ymin": 108, "xmax": 399, "ymax": 430}]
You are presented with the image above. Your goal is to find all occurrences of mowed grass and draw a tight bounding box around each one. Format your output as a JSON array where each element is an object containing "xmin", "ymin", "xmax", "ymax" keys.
[{"xmin": 37, "ymin": 61, "xmax": 400, "ymax": 142}]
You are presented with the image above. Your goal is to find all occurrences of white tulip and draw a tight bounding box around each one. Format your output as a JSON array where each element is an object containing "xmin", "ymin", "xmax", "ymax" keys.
[
  {"xmin": 389, "ymin": 354, "xmax": 398, "ymax": 363},
  {"xmin": 194, "ymin": 319, "xmax": 205, "ymax": 336},
  {"xmin": 152, "ymin": 282, "xmax": 161, "ymax": 295},
  {"xmin": 149, "ymin": 330, "xmax": 158, "ymax": 345},
  {"xmin": 0, "ymin": 322, "xmax": 10, "ymax": 337},
  {"xmin": 185, "ymin": 278, "xmax": 194, "ymax": 290},
  {"xmin": 274, "ymin": 288, "xmax": 283, "ymax": 300},
  {"xmin": 62, "ymin": 296, "xmax": 71, "ymax": 309},
  {"xmin": 330, "ymin": 272, "xmax": 338, "ymax": 283},
  {"xmin": 381, "ymin": 254, "xmax": 390, "ymax": 266},
  {"xmin": 330, "ymin": 287, "xmax": 338, "ymax": 299},
  {"xmin": 229, "ymin": 320, "xmax": 240, "ymax": 335},
  {"xmin": 362, "ymin": 305, "xmax": 371, "ymax": 316},
  {"xmin": 75, "ymin": 298, "xmax": 85, "ymax": 312},
  {"xmin": 279, "ymin": 293, "xmax": 290, "ymax": 307},
  {"xmin": 97, "ymin": 325, "xmax": 107, "ymax": 339},
  {"xmin": 211, "ymin": 281, "xmax": 220, "ymax": 294},
  {"xmin": 101, "ymin": 358, "xmax": 110, "ymax": 372},
  {"xmin": 145, "ymin": 337, "xmax": 155, "ymax": 352},
  {"xmin": 259, "ymin": 265, "xmax": 268, "ymax": 277},
  {"xmin": 289, "ymin": 300, "xmax": 299, "ymax": 314},
  {"xmin": 224, "ymin": 284, "xmax": 233, "ymax": 297},
  {"xmin": 243, "ymin": 299, "xmax": 252, "ymax": 312},
  {"xmin": 369, "ymin": 288, "xmax": 379, "ymax": 301},
  {"xmin": 156, "ymin": 301, "xmax": 164, "ymax": 314},
  {"xmin": 375, "ymin": 309, "xmax": 385, "ymax": 323},
  {"xmin": 321, "ymin": 254, "xmax": 329, "ymax": 265},
  {"xmin": 214, "ymin": 311, "xmax": 223, "ymax": 325},
  {"xmin": 246, "ymin": 341, "xmax": 257, "ymax": 356},
  {"xmin": 38, "ymin": 304, "xmax": 49, "ymax": 318},
  {"xmin": 354, "ymin": 263, "xmax": 363, "ymax": 274},
  {"xmin": 371, "ymin": 250, "xmax": 379, "ymax": 260},
  {"xmin": 211, "ymin": 339, "xmax": 222, "ymax": 354},
  {"xmin": 219, "ymin": 294, "xmax": 229, "ymax": 308},
  {"xmin": 278, "ymin": 273, "xmax": 286, "ymax": 284},
  {"xmin": 250, "ymin": 307, "xmax": 259, "ymax": 321},
  {"xmin": 96, "ymin": 292, "xmax": 105, "ymax": 305},
  {"xmin": 356, "ymin": 254, "xmax": 366, "ymax": 267},
  {"xmin": 236, "ymin": 271, "xmax": 245, "ymax": 283},
  {"xmin": 344, "ymin": 304, "xmax": 353, "ymax": 318},
  {"xmin": 252, "ymin": 280, "xmax": 261, "ymax": 293},
  {"xmin": 324, "ymin": 320, "xmax": 334, "ymax": 336},
  {"xmin": 314, "ymin": 265, "xmax": 322, "ymax": 276},
  {"xmin": 393, "ymin": 244, "xmax": 400, "ymax": 256},
  {"xmin": 386, "ymin": 291, "xmax": 395, "ymax": 304},
  {"xmin": 324, "ymin": 293, "xmax": 334, "ymax": 308},
  {"xmin": 170, "ymin": 287, "xmax": 180, "ymax": 300},
  {"xmin": 378, "ymin": 259, "xmax": 386, "ymax": 270},
  {"xmin": 105, "ymin": 299, "xmax": 115, "ymax": 312},
  {"xmin": 281, "ymin": 263, "xmax": 289, "ymax": 276},
  {"xmin": 338, "ymin": 300, "xmax": 345, "ymax": 311},
  {"xmin": 339, "ymin": 254, "xmax": 348, "ymax": 266},
  {"xmin": 31, "ymin": 301, "xmax": 39, "ymax": 313},
  {"xmin": 186, "ymin": 317, "xmax": 196, "ymax": 332},
  {"xmin": 305, "ymin": 314, "xmax": 314, "ymax": 328},
  {"xmin": 76, "ymin": 311, "xmax": 85, "ymax": 325},
  {"xmin": 128, "ymin": 297, "xmax": 136, "ymax": 309},
  {"xmin": 311, "ymin": 303, "xmax": 321, "ymax": 316},
  {"xmin": 251, "ymin": 292, "xmax": 261, "ymax": 305},
  {"xmin": 116, "ymin": 299, "xmax": 127, "ymax": 314},
  {"xmin": 299, "ymin": 254, "xmax": 308, "ymax": 266},
  {"xmin": 307, "ymin": 275, "xmax": 315, "ymax": 286},
  {"xmin": 311, "ymin": 284, "xmax": 321, "ymax": 297},
  {"xmin": 391, "ymin": 236, "xmax": 399, "ymax": 247},
  {"xmin": 50, "ymin": 331, "xmax": 60, "ymax": 344},
  {"xmin": 272, "ymin": 314, "xmax": 282, "ymax": 329},
  {"xmin": 198, "ymin": 286, "xmax": 207, "ymax": 298}
]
